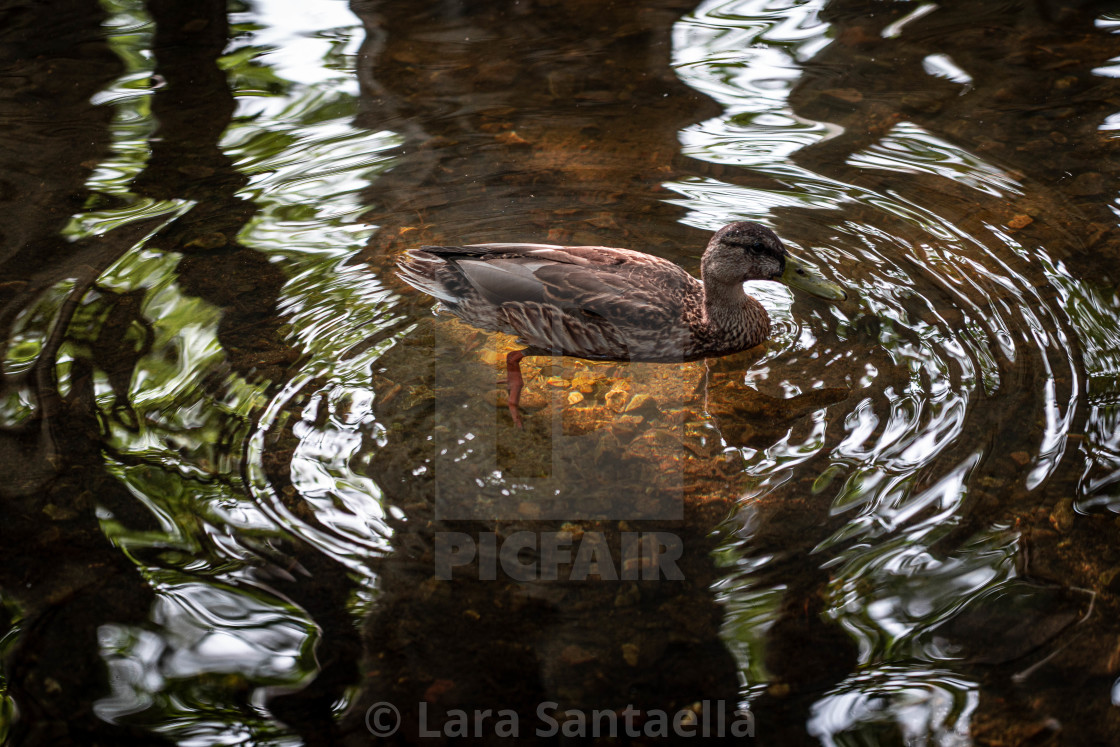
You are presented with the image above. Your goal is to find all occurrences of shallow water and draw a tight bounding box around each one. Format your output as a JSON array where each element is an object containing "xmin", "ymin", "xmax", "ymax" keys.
[{"xmin": 2, "ymin": 0, "xmax": 1120, "ymax": 744}]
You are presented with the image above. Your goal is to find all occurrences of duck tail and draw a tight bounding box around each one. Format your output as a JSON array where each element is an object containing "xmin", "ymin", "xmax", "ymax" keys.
[{"xmin": 396, "ymin": 250, "xmax": 461, "ymax": 305}]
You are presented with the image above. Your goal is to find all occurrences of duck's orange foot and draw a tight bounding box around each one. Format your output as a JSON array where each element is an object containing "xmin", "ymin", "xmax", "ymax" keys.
[{"xmin": 504, "ymin": 349, "xmax": 527, "ymax": 428}]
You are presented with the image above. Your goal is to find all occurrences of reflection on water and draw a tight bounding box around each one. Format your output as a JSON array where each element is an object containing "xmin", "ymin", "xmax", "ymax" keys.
[{"xmin": 2, "ymin": 0, "xmax": 1120, "ymax": 744}]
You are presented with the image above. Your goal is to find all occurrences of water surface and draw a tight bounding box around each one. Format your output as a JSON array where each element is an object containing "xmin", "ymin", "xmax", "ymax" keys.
[{"xmin": 1, "ymin": 0, "xmax": 1120, "ymax": 744}]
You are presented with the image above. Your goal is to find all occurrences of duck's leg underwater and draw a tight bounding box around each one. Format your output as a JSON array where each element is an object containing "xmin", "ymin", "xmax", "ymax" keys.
[{"xmin": 504, "ymin": 349, "xmax": 529, "ymax": 427}]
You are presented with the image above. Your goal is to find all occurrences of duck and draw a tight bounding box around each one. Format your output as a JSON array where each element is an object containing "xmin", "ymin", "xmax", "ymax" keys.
[{"xmin": 397, "ymin": 222, "xmax": 846, "ymax": 426}]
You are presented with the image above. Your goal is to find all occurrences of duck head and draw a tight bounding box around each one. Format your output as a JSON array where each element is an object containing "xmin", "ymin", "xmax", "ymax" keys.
[{"xmin": 701, "ymin": 221, "xmax": 847, "ymax": 302}]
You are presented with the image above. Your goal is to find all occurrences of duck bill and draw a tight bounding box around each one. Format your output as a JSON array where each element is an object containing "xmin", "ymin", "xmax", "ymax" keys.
[{"xmin": 781, "ymin": 254, "xmax": 847, "ymax": 301}]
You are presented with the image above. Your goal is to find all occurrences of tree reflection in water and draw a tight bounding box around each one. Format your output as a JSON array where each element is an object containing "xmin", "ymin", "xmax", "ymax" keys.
[{"xmin": 0, "ymin": 0, "xmax": 1119, "ymax": 745}]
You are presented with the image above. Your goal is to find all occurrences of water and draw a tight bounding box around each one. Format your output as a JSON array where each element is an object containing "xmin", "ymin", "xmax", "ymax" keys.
[{"xmin": 1, "ymin": 0, "xmax": 1119, "ymax": 744}]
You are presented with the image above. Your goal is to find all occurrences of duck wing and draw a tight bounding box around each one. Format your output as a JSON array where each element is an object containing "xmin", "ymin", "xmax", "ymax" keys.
[
  {"xmin": 498, "ymin": 301, "xmax": 632, "ymax": 359},
  {"xmin": 423, "ymin": 243, "xmax": 694, "ymax": 314}
]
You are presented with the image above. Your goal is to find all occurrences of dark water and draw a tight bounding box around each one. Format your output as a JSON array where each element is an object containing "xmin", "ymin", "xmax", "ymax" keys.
[{"xmin": 2, "ymin": 0, "xmax": 1120, "ymax": 744}]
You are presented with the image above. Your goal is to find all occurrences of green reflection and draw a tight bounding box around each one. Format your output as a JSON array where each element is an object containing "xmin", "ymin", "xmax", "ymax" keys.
[
  {"xmin": 674, "ymin": 4, "xmax": 1114, "ymax": 744},
  {"xmin": 48, "ymin": 0, "xmax": 399, "ymax": 741}
]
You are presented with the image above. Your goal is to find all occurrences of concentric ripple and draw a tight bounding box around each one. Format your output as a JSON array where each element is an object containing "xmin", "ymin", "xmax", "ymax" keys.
[
  {"xmin": 674, "ymin": 0, "xmax": 1117, "ymax": 738},
  {"xmin": 9, "ymin": 0, "xmax": 1117, "ymax": 742}
]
